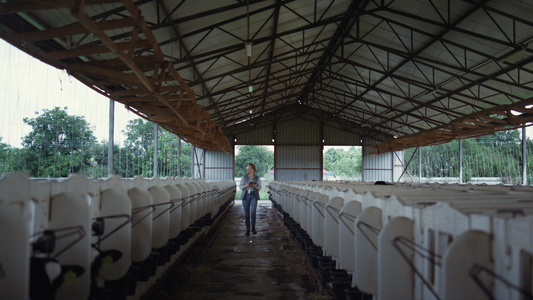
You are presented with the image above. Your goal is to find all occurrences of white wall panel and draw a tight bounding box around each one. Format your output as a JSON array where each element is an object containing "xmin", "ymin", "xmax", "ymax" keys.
[
  {"xmin": 204, "ymin": 148, "xmax": 235, "ymax": 181},
  {"xmin": 275, "ymin": 145, "xmax": 322, "ymax": 181},
  {"xmin": 233, "ymin": 123, "xmax": 272, "ymax": 145},
  {"xmin": 362, "ymin": 146, "xmax": 404, "ymax": 182},
  {"xmin": 277, "ymin": 118, "xmax": 320, "ymax": 145},
  {"xmin": 362, "ymin": 145, "xmax": 393, "ymax": 182},
  {"xmin": 192, "ymin": 147, "xmax": 205, "ymax": 178},
  {"xmin": 223, "ymin": 113, "xmax": 402, "ymax": 183},
  {"xmin": 324, "ymin": 123, "xmax": 362, "ymax": 145},
  {"xmin": 393, "ymin": 150, "xmax": 405, "ymax": 182}
]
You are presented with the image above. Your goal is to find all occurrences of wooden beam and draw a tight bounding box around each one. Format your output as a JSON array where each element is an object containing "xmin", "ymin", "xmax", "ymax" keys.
[
  {"xmin": 44, "ymin": 39, "xmax": 152, "ymax": 60},
  {"xmin": 8, "ymin": 18, "xmax": 136, "ymax": 42},
  {"xmin": 72, "ymin": 8, "xmax": 154, "ymax": 92},
  {"xmin": 66, "ymin": 63, "xmax": 144, "ymax": 87},
  {"xmin": 1, "ymin": 0, "xmax": 230, "ymax": 152},
  {"xmin": 369, "ymin": 98, "xmax": 533, "ymax": 155},
  {"xmin": 111, "ymin": 85, "xmax": 191, "ymax": 97},
  {"xmin": 0, "ymin": 0, "xmax": 121, "ymax": 15}
]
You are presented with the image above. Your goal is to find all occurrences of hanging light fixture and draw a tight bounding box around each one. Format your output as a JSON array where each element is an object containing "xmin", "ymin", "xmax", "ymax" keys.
[
  {"xmin": 245, "ymin": 40, "xmax": 253, "ymax": 57},
  {"xmin": 244, "ymin": 0, "xmax": 252, "ymax": 57},
  {"xmin": 245, "ymin": 0, "xmax": 253, "ymax": 94}
]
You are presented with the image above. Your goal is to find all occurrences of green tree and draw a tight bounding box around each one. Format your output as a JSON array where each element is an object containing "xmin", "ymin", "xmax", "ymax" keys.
[
  {"xmin": 22, "ymin": 107, "xmax": 97, "ymax": 177},
  {"xmin": 405, "ymin": 141, "xmax": 461, "ymax": 180},
  {"xmin": 0, "ymin": 139, "xmax": 11, "ymax": 173},
  {"xmin": 324, "ymin": 147, "xmax": 362, "ymax": 177},
  {"xmin": 406, "ymin": 129, "xmax": 528, "ymax": 184},
  {"xmin": 235, "ymin": 145, "xmax": 274, "ymax": 178},
  {"xmin": 0, "ymin": 139, "xmax": 27, "ymax": 174},
  {"xmin": 324, "ymin": 148, "xmax": 343, "ymax": 172},
  {"xmin": 336, "ymin": 147, "xmax": 362, "ymax": 176},
  {"xmin": 464, "ymin": 130, "xmax": 522, "ymax": 183},
  {"xmin": 157, "ymin": 130, "xmax": 192, "ymax": 177},
  {"xmin": 85, "ymin": 141, "xmax": 111, "ymax": 178},
  {"xmin": 121, "ymin": 119, "xmax": 157, "ymax": 177},
  {"xmin": 121, "ymin": 119, "xmax": 192, "ymax": 177}
]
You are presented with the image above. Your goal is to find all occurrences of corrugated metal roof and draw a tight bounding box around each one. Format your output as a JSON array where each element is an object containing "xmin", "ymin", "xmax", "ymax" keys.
[{"xmin": 1, "ymin": 0, "xmax": 532, "ymax": 153}]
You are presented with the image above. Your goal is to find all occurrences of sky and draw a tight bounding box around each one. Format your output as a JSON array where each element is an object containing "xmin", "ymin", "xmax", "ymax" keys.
[
  {"xmin": 0, "ymin": 39, "xmax": 140, "ymax": 148},
  {"xmin": 1, "ymin": 39, "xmax": 532, "ymax": 149}
]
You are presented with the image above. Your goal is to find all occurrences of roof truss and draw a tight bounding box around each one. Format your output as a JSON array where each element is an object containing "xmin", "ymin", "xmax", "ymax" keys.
[{"xmin": 1, "ymin": 0, "xmax": 532, "ymax": 153}]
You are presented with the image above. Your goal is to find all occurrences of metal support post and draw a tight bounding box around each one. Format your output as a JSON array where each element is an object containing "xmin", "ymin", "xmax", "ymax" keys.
[
  {"xmin": 153, "ymin": 123, "xmax": 158, "ymax": 177},
  {"xmin": 108, "ymin": 99, "xmax": 114, "ymax": 177}
]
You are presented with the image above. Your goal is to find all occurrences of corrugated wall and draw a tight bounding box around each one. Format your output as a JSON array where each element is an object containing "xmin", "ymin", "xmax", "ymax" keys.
[
  {"xmin": 215, "ymin": 112, "xmax": 402, "ymax": 182},
  {"xmin": 275, "ymin": 145, "xmax": 322, "ymax": 181},
  {"xmin": 324, "ymin": 123, "xmax": 363, "ymax": 146},
  {"xmin": 362, "ymin": 144, "xmax": 404, "ymax": 182},
  {"xmin": 204, "ymin": 148, "xmax": 235, "ymax": 181},
  {"xmin": 276, "ymin": 118, "xmax": 321, "ymax": 145},
  {"xmin": 233, "ymin": 123, "xmax": 272, "ymax": 145},
  {"xmin": 273, "ymin": 118, "xmax": 323, "ymax": 181},
  {"xmin": 228, "ymin": 114, "xmax": 368, "ymax": 147},
  {"xmin": 362, "ymin": 150, "xmax": 392, "ymax": 182},
  {"xmin": 392, "ymin": 150, "xmax": 405, "ymax": 182},
  {"xmin": 192, "ymin": 146, "xmax": 205, "ymax": 178}
]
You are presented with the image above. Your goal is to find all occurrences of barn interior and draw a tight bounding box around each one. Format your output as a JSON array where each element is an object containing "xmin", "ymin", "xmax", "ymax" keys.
[
  {"xmin": 1, "ymin": 0, "xmax": 532, "ymax": 157},
  {"xmin": 1, "ymin": 1, "xmax": 533, "ymax": 300}
]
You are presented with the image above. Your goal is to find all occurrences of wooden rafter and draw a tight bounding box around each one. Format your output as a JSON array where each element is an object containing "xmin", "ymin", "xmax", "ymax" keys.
[
  {"xmin": 2, "ymin": 0, "xmax": 533, "ymax": 155},
  {"xmin": 368, "ymin": 98, "xmax": 533, "ymax": 155},
  {"xmin": 1, "ymin": 0, "xmax": 230, "ymax": 152}
]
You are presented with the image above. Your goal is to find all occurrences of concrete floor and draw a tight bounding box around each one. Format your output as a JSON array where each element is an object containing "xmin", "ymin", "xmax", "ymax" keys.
[{"xmin": 148, "ymin": 200, "xmax": 333, "ymax": 300}]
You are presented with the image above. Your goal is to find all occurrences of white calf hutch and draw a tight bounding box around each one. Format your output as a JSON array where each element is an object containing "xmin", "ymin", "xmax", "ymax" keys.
[
  {"xmin": 0, "ymin": 173, "xmax": 236, "ymax": 300},
  {"xmin": 269, "ymin": 180, "xmax": 533, "ymax": 300}
]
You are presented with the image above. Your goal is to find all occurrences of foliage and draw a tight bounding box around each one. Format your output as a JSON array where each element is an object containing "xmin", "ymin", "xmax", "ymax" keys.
[
  {"xmin": 119, "ymin": 120, "xmax": 192, "ymax": 178},
  {"xmin": 120, "ymin": 120, "xmax": 155, "ymax": 177},
  {"xmin": 2, "ymin": 109, "xmax": 531, "ymax": 184},
  {"xmin": 235, "ymin": 189, "xmax": 269, "ymax": 201},
  {"xmin": 323, "ymin": 147, "xmax": 362, "ymax": 177},
  {"xmin": 157, "ymin": 130, "xmax": 192, "ymax": 178},
  {"xmin": 406, "ymin": 129, "xmax": 531, "ymax": 184},
  {"xmin": 21, "ymin": 107, "xmax": 97, "ymax": 177},
  {"xmin": 1, "ymin": 109, "xmax": 193, "ymax": 178},
  {"xmin": 235, "ymin": 145, "xmax": 274, "ymax": 178},
  {"xmin": 0, "ymin": 140, "xmax": 27, "ymax": 173},
  {"xmin": 464, "ymin": 130, "xmax": 524, "ymax": 184}
]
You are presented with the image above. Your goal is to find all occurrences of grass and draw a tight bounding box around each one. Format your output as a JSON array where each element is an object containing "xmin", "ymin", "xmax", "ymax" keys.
[{"xmin": 235, "ymin": 188, "xmax": 270, "ymax": 201}]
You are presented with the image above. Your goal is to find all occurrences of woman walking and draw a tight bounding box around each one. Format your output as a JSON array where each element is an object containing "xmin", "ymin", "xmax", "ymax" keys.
[{"xmin": 239, "ymin": 163, "xmax": 262, "ymax": 235}]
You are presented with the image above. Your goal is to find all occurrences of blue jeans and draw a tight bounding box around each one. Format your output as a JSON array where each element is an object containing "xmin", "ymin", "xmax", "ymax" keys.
[{"xmin": 242, "ymin": 192, "xmax": 258, "ymax": 231}]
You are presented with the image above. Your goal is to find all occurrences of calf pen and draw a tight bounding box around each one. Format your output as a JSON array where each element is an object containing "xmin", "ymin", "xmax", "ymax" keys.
[{"xmin": 269, "ymin": 180, "xmax": 533, "ymax": 300}]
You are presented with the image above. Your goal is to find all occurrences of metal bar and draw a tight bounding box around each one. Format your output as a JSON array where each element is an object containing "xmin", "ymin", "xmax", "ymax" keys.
[
  {"xmin": 108, "ymin": 98, "xmax": 114, "ymax": 176},
  {"xmin": 334, "ymin": 0, "xmax": 490, "ymax": 118},
  {"xmin": 395, "ymin": 148, "xmax": 416, "ymax": 182},
  {"xmin": 469, "ymin": 263, "xmax": 533, "ymax": 300},
  {"xmin": 153, "ymin": 123, "xmax": 159, "ymax": 177},
  {"xmin": 523, "ymin": 127, "xmax": 527, "ymax": 185},
  {"xmin": 325, "ymin": 205, "xmax": 341, "ymax": 225},
  {"xmin": 338, "ymin": 212, "xmax": 357, "ymax": 235},
  {"xmin": 392, "ymin": 236, "xmax": 442, "ymax": 300},
  {"xmin": 459, "ymin": 139, "xmax": 463, "ymax": 183},
  {"xmin": 48, "ymin": 226, "xmax": 86, "ymax": 260},
  {"xmin": 95, "ymin": 214, "xmax": 131, "ymax": 242},
  {"xmin": 355, "ymin": 221, "xmax": 381, "ymax": 251}
]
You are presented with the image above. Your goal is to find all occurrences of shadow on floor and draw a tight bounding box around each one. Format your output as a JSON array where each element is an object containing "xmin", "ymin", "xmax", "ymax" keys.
[{"xmin": 147, "ymin": 200, "xmax": 333, "ymax": 300}]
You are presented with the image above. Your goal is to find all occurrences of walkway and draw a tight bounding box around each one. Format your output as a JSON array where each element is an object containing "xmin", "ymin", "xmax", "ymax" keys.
[{"xmin": 148, "ymin": 200, "xmax": 333, "ymax": 300}]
